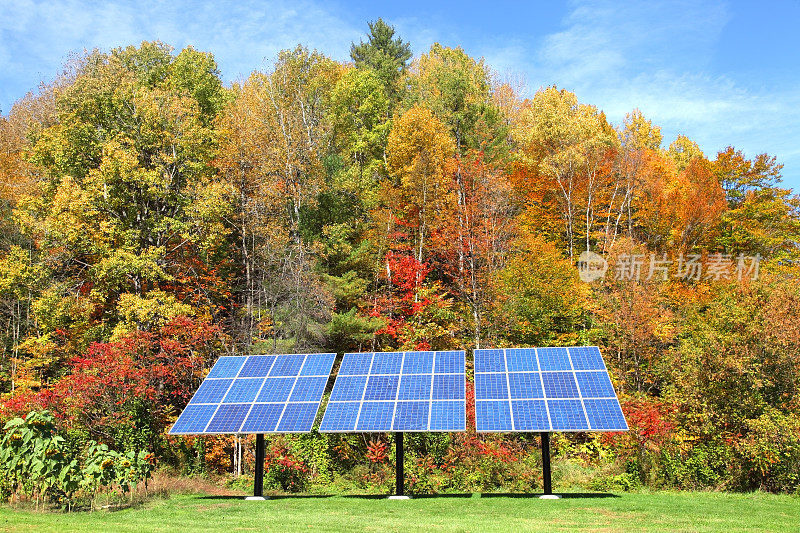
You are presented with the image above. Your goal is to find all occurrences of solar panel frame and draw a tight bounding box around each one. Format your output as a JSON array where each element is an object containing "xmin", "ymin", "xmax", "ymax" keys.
[
  {"xmin": 169, "ymin": 352, "xmax": 335, "ymax": 435},
  {"xmin": 320, "ymin": 350, "xmax": 467, "ymax": 433},
  {"xmin": 474, "ymin": 346, "xmax": 628, "ymax": 433}
]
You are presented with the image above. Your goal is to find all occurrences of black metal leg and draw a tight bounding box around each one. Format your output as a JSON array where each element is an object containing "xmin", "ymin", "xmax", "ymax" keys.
[
  {"xmin": 254, "ymin": 434, "xmax": 265, "ymax": 497},
  {"xmin": 541, "ymin": 432, "xmax": 552, "ymax": 496},
  {"xmin": 395, "ymin": 432, "xmax": 404, "ymax": 496}
]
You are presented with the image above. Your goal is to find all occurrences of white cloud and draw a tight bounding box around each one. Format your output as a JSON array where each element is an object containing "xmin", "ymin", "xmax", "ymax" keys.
[
  {"xmin": 0, "ymin": 0, "xmax": 361, "ymax": 108},
  {"xmin": 479, "ymin": 0, "xmax": 800, "ymax": 189}
]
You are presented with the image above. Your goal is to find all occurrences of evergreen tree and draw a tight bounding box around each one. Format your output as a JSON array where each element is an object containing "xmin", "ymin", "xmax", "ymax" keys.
[{"xmin": 350, "ymin": 18, "xmax": 412, "ymax": 107}]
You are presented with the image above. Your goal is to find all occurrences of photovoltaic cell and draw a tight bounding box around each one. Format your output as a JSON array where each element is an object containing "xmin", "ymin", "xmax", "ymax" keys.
[
  {"xmin": 511, "ymin": 400, "xmax": 549, "ymax": 431},
  {"xmin": 398, "ymin": 374, "xmax": 432, "ymax": 400},
  {"xmin": 338, "ymin": 353, "xmax": 373, "ymax": 375},
  {"xmin": 432, "ymin": 374, "xmax": 464, "ymax": 400},
  {"xmin": 474, "ymin": 347, "xmax": 628, "ymax": 433},
  {"xmin": 476, "ymin": 400, "xmax": 512, "ymax": 431},
  {"xmin": 364, "ymin": 375, "xmax": 399, "ymax": 401},
  {"xmin": 206, "ymin": 404, "xmax": 250, "ymax": 433},
  {"xmin": 575, "ymin": 371, "xmax": 615, "ymax": 398},
  {"xmin": 169, "ymin": 353, "xmax": 335, "ymax": 435},
  {"xmin": 320, "ymin": 401, "xmax": 359, "ymax": 431},
  {"xmin": 240, "ymin": 403, "xmax": 284, "ymax": 433},
  {"xmin": 170, "ymin": 404, "xmax": 217, "ymax": 433},
  {"xmin": 206, "ymin": 356, "xmax": 246, "ymax": 379},
  {"xmin": 320, "ymin": 350, "xmax": 466, "ymax": 433},
  {"xmin": 222, "ymin": 378, "xmax": 264, "ymax": 403},
  {"xmin": 568, "ymin": 346, "xmax": 606, "ymax": 371},
  {"xmin": 189, "ymin": 379, "xmax": 232, "ymax": 404},
  {"xmin": 430, "ymin": 401, "xmax": 465, "ymax": 431},
  {"xmin": 330, "ymin": 375, "xmax": 368, "ymax": 402},
  {"xmin": 548, "ymin": 399, "xmax": 587, "ymax": 430},
  {"xmin": 356, "ymin": 401, "xmax": 394, "ymax": 431},
  {"xmin": 474, "ymin": 349, "xmax": 504, "ymax": 373},
  {"xmin": 475, "ymin": 373, "xmax": 508, "ymax": 400},
  {"xmin": 583, "ymin": 399, "xmax": 627, "ymax": 430},
  {"xmin": 541, "ymin": 372, "xmax": 579, "ymax": 399},
  {"xmin": 239, "ymin": 355, "xmax": 276, "ymax": 377},
  {"xmin": 393, "ymin": 401, "xmax": 429, "ymax": 431},
  {"xmin": 256, "ymin": 377, "xmax": 294, "ymax": 403},
  {"xmin": 508, "ymin": 373, "xmax": 543, "ymax": 399}
]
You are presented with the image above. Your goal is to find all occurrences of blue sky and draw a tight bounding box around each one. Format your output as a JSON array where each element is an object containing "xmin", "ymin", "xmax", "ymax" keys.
[{"xmin": 2, "ymin": 0, "xmax": 799, "ymax": 191}]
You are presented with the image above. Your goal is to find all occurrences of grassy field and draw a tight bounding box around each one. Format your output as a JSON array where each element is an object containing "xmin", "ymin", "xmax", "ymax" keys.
[{"xmin": 1, "ymin": 490, "xmax": 798, "ymax": 532}]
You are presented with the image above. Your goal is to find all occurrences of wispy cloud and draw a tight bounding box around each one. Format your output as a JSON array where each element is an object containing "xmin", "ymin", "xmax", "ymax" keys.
[
  {"xmin": 1, "ymin": 0, "xmax": 798, "ymax": 189},
  {"xmin": 478, "ymin": 0, "xmax": 800, "ymax": 189},
  {"xmin": 0, "ymin": 0, "xmax": 360, "ymax": 108}
]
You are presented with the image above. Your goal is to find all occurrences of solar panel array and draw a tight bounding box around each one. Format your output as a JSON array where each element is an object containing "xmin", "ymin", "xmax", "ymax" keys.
[
  {"xmin": 169, "ymin": 353, "xmax": 335, "ymax": 434},
  {"xmin": 473, "ymin": 347, "xmax": 627, "ymax": 432},
  {"xmin": 319, "ymin": 351, "xmax": 466, "ymax": 433}
]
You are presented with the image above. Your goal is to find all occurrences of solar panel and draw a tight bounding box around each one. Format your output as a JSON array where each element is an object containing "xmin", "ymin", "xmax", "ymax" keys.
[
  {"xmin": 319, "ymin": 351, "xmax": 466, "ymax": 433},
  {"xmin": 169, "ymin": 353, "xmax": 335, "ymax": 434},
  {"xmin": 474, "ymin": 347, "xmax": 628, "ymax": 432}
]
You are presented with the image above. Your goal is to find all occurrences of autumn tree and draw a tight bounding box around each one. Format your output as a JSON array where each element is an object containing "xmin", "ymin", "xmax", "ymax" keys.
[
  {"xmin": 6, "ymin": 42, "xmax": 232, "ymax": 390},
  {"xmin": 513, "ymin": 87, "xmax": 617, "ymax": 258},
  {"xmin": 216, "ymin": 47, "xmax": 341, "ymax": 352},
  {"xmin": 387, "ymin": 106, "xmax": 455, "ymax": 264}
]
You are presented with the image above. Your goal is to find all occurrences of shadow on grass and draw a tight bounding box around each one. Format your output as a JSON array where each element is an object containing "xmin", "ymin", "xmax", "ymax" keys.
[
  {"xmin": 196, "ymin": 494, "xmax": 334, "ymax": 500},
  {"xmin": 196, "ymin": 492, "xmax": 620, "ymax": 500},
  {"xmin": 480, "ymin": 492, "xmax": 620, "ymax": 499}
]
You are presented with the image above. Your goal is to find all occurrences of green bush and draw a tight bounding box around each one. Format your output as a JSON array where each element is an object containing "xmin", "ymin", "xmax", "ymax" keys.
[
  {"xmin": 733, "ymin": 410, "xmax": 800, "ymax": 493},
  {"xmin": 0, "ymin": 411, "xmax": 157, "ymax": 509}
]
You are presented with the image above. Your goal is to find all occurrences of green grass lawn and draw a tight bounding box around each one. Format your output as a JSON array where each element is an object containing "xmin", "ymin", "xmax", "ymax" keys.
[{"xmin": 1, "ymin": 491, "xmax": 798, "ymax": 532}]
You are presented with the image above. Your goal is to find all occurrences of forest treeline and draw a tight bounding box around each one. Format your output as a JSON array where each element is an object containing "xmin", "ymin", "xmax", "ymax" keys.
[{"xmin": 1, "ymin": 20, "xmax": 799, "ymax": 495}]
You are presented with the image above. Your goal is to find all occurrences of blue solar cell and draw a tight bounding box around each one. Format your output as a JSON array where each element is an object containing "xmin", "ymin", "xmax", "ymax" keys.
[
  {"xmin": 548, "ymin": 399, "xmax": 588, "ymax": 430},
  {"xmin": 371, "ymin": 352, "xmax": 403, "ymax": 374},
  {"xmin": 583, "ymin": 399, "xmax": 627, "ymax": 430},
  {"xmin": 434, "ymin": 351, "xmax": 465, "ymax": 374},
  {"xmin": 290, "ymin": 376, "xmax": 328, "ymax": 402},
  {"xmin": 277, "ymin": 403, "xmax": 319, "ymax": 432},
  {"xmin": 475, "ymin": 372, "xmax": 508, "ymax": 400},
  {"xmin": 474, "ymin": 349, "xmax": 505, "ymax": 373},
  {"xmin": 319, "ymin": 402, "xmax": 360, "ymax": 432},
  {"xmin": 256, "ymin": 377, "xmax": 295, "ymax": 403},
  {"xmin": 300, "ymin": 353, "xmax": 335, "ymax": 376},
  {"xmin": 189, "ymin": 379, "xmax": 233, "ymax": 404},
  {"xmin": 206, "ymin": 356, "xmax": 246, "ymax": 379},
  {"xmin": 575, "ymin": 371, "xmax": 615, "ymax": 398},
  {"xmin": 568, "ymin": 346, "xmax": 606, "ymax": 371},
  {"xmin": 238, "ymin": 355, "xmax": 276, "ymax": 377},
  {"xmin": 330, "ymin": 375, "xmax": 368, "ymax": 402},
  {"xmin": 506, "ymin": 349, "xmax": 539, "ymax": 372},
  {"xmin": 269, "ymin": 354, "xmax": 305, "ymax": 377},
  {"xmin": 240, "ymin": 403, "xmax": 284, "ymax": 433},
  {"xmin": 171, "ymin": 404, "xmax": 218, "ymax": 433},
  {"xmin": 363, "ymin": 375, "xmax": 399, "ymax": 401},
  {"xmin": 393, "ymin": 401, "xmax": 429, "ymax": 431},
  {"xmin": 432, "ymin": 374, "xmax": 464, "ymax": 400},
  {"xmin": 475, "ymin": 401, "xmax": 512, "ymax": 431},
  {"xmin": 402, "ymin": 352, "xmax": 434, "ymax": 374},
  {"xmin": 206, "ymin": 404, "xmax": 250, "ymax": 432},
  {"xmin": 222, "ymin": 378, "xmax": 264, "ymax": 403},
  {"xmin": 429, "ymin": 401, "xmax": 465, "ymax": 431},
  {"xmin": 541, "ymin": 372, "xmax": 579, "ymax": 398},
  {"xmin": 356, "ymin": 401, "xmax": 394, "ymax": 431},
  {"xmin": 511, "ymin": 400, "xmax": 549, "ymax": 431},
  {"xmin": 397, "ymin": 374, "xmax": 431, "ymax": 400},
  {"xmin": 508, "ymin": 372, "xmax": 544, "ymax": 399},
  {"xmin": 339, "ymin": 353, "xmax": 373, "ymax": 375},
  {"xmin": 537, "ymin": 347, "xmax": 572, "ymax": 371}
]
